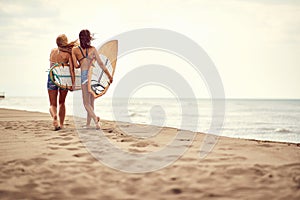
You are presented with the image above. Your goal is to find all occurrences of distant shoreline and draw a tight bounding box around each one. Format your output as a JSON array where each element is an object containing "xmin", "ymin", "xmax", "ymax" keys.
[
  {"xmin": 1, "ymin": 97, "xmax": 300, "ymax": 144},
  {"xmin": 0, "ymin": 108, "xmax": 299, "ymax": 146},
  {"xmin": 2, "ymin": 95, "xmax": 300, "ymax": 100}
]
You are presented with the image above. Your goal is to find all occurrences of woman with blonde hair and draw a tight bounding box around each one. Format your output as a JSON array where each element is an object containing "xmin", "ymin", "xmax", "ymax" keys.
[
  {"xmin": 47, "ymin": 34, "xmax": 77, "ymax": 130},
  {"xmin": 72, "ymin": 29, "xmax": 113, "ymax": 129}
]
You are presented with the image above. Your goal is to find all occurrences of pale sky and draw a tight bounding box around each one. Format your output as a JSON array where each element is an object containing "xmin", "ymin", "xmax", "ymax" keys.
[{"xmin": 0, "ymin": 0, "xmax": 299, "ymax": 98}]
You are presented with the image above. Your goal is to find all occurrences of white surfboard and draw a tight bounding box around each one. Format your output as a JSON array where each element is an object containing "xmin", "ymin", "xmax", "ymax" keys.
[
  {"xmin": 49, "ymin": 63, "xmax": 81, "ymax": 90},
  {"xmin": 88, "ymin": 40, "xmax": 118, "ymax": 98}
]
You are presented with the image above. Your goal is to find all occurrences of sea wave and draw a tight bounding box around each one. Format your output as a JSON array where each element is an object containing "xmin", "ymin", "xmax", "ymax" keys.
[{"xmin": 275, "ymin": 128, "xmax": 292, "ymax": 133}]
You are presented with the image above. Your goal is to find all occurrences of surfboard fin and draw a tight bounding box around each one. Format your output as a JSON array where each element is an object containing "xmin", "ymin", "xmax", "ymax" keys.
[{"xmin": 91, "ymin": 84, "xmax": 105, "ymax": 95}]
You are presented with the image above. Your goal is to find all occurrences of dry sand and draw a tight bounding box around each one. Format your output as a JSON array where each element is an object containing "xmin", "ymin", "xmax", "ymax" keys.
[{"xmin": 0, "ymin": 108, "xmax": 299, "ymax": 199}]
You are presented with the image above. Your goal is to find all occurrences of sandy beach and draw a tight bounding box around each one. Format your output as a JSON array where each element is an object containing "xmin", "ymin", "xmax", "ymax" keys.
[{"xmin": 0, "ymin": 108, "xmax": 299, "ymax": 199}]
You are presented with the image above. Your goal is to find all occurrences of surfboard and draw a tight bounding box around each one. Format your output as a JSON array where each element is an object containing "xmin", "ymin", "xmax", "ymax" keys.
[
  {"xmin": 49, "ymin": 63, "xmax": 81, "ymax": 90},
  {"xmin": 88, "ymin": 40, "xmax": 118, "ymax": 98}
]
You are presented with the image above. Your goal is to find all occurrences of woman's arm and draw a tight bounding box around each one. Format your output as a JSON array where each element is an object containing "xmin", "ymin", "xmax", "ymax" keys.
[
  {"xmin": 68, "ymin": 54, "xmax": 75, "ymax": 90},
  {"xmin": 93, "ymin": 47, "xmax": 113, "ymax": 83},
  {"xmin": 49, "ymin": 49, "xmax": 55, "ymax": 68},
  {"xmin": 71, "ymin": 48, "xmax": 80, "ymax": 69}
]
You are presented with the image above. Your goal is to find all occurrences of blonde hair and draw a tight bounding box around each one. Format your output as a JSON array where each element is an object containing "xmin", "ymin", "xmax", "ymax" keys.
[
  {"xmin": 56, "ymin": 34, "xmax": 78, "ymax": 54},
  {"xmin": 56, "ymin": 34, "xmax": 68, "ymax": 47}
]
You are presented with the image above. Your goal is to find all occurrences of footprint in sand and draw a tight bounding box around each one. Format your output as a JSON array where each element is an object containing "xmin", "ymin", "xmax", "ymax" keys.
[
  {"xmin": 62, "ymin": 137, "xmax": 73, "ymax": 141},
  {"xmin": 130, "ymin": 141, "xmax": 150, "ymax": 147},
  {"xmin": 46, "ymin": 137, "xmax": 61, "ymax": 141},
  {"xmin": 16, "ymin": 180, "xmax": 38, "ymax": 190},
  {"xmin": 72, "ymin": 153, "xmax": 90, "ymax": 158},
  {"xmin": 129, "ymin": 148, "xmax": 147, "ymax": 153},
  {"xmin": 49, "ymin": 147, "xmax": 60, "ymax": 150},
  {"xmin": 170, "ymin": 188, "xmax": 183, "ymax": 194},
  {"xmin": 102, "ymin": 128, "xmax": 114, "ymax": 133},
  {"xmin": 118, "ymin": 138, "xmax": 136, "ymax": 143},
  {"xmin": 66, "ymin": 147, "xmax": 80, "ymax": 151},
  {"xmin": 4, "ymin": 157, "xmax": 48, "ymax": 167},
  {"xmin": 58, "ymin": 142, "xmax": 72, "ymax": 146},
  {"xmin": 219, "ymin": 156, "xmax": 247, "ymax": 162},
  {"xmin": 60, "ymin": 132, "xmax": 73, "ymax": 137},
  {"xmin": 69, "ymin": 186, "xmax": 96, "ymax": 196}
]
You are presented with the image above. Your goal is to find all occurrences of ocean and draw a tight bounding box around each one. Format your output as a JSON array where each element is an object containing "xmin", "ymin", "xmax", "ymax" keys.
[{"xmin": 0, "ymin": 95, "xmax": 299, "ymax": 144}]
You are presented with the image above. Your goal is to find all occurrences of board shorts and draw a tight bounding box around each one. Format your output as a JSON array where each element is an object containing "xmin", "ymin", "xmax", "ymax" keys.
[
  {"xmin": 81, "ymin": 70, "xmax": 88, "ymax": 85},
  {"xmin": 47, "ymin": 73, "xmax": 67, "ymax": 91}
]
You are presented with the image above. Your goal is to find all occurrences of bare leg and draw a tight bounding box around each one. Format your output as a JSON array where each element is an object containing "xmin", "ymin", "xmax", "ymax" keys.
[
  {"xmin": 86, "ymin": 113, "xmax": 91, "ymax": 126},
  {"xmin": 82, "ymin": 84, "xmax": 100, "ymax": 129},
  {"xmin": 89, "ymin": 91, "xmax": 99, "ymax": 127},
  {"xmin": 48, "ymin": 89, "xmax": 59, "ymax": 130},
  {"xmin": 58, "ymin": 89, "xmax": 68, "ymax": 128},
  {"xmin": 92, "ymin": 93, "xmax": 100, "ymax": 129},
  {"xmin": 86, "ymin": 91, "xmax": 92, "ymax": 126},
  {"xmin": 88, "ymin": 91, "xmax": 96, "ymax": 124}
]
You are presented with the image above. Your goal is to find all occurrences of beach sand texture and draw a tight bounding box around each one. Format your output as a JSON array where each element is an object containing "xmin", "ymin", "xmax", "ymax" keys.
[{"xmin": 0, "ymin": 108, "xmax": 299, "ymax": 199}]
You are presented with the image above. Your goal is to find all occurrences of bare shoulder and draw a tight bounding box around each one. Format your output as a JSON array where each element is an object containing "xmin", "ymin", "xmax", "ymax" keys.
[
  {"xmin": 91, "ymin": 46, "xmax": 98, "ymax": 55},
  {"xmin": 50, "ymin": 48, "xmax": 58, "ymax": 54},
  {"xmin": 92, "ymin": 46, "xmax": 97, "ymax": 52},
  {"xmin": 50, "ymin": 48, "xmax": 57, "ymax": 59},
  {"xmin": 72, "ymin": 46, "xmax": 79, "ymax": 54}
]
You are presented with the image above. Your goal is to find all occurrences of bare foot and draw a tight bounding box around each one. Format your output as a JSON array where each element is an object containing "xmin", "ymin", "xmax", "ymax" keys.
[
  {"xmin": 53, "ymin": 116, "xmax": 60, "ymax": 131},
  {"xmin": 49, "ymin": 108, "xmax": 54, "ymax": 118},
  {"xmin": 59, "ymin": 121, "xmax": 64, "ymax": 129},
  {"xmin": 96, "ymin": 116, "xmax": 101, "ymax": 130},
  {"xmin": 82, "ymin": 125, "xmax": 92, "ymax": 129}
]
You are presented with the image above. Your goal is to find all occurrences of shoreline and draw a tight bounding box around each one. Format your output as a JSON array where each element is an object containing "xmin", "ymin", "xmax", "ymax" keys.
[
  {"xmin": 0, "ymin": 106, "xmax": 299, "ymax": 145},
  {"xmin": 0, "ymin": 108, "xmax": 299, "ymax": 199}
]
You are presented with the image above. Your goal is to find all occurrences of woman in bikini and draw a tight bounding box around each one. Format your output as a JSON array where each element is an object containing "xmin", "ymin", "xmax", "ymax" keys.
[
  {"xmin": 72, "ymin": 29, "xmax": 113, "ymax": 129},
  {"xmin": 48, "ymin": 34, "xmax": 77, "ymax": 130}
]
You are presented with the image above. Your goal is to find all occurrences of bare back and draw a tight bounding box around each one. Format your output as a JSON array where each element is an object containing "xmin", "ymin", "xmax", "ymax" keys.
[
  {"xmin": 50, "ymin": 48, "xmax": 70, "ymax": 67},
  {"xmin": 71, "ymin": 45, "xmax": 112, "ymax": 83},
  {"xmin": 72, "ymin": 46, "xmax": 97, "ymax": 71}
]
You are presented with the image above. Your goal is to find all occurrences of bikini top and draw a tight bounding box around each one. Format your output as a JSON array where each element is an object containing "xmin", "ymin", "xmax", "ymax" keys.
[
  {"xmin": 50, "ymin": 62, "xmax": 69, "ymax": 68},
  {"xmin": 78, "ymin": 46, "xmax": 94, "ymax": 63},
  {"xmin": 50, "ymin": 49, "xmax": 69, "ymax": 67}
]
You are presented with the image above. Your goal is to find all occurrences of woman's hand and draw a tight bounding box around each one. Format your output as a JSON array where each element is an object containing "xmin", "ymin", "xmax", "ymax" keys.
[
  {"xmin": 109, "ymin": 75, "xmax": 113, "ymax": 84},
  {"xmin": 70, "ymin": 84, "xmax": 75, "ymax": 91}
]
